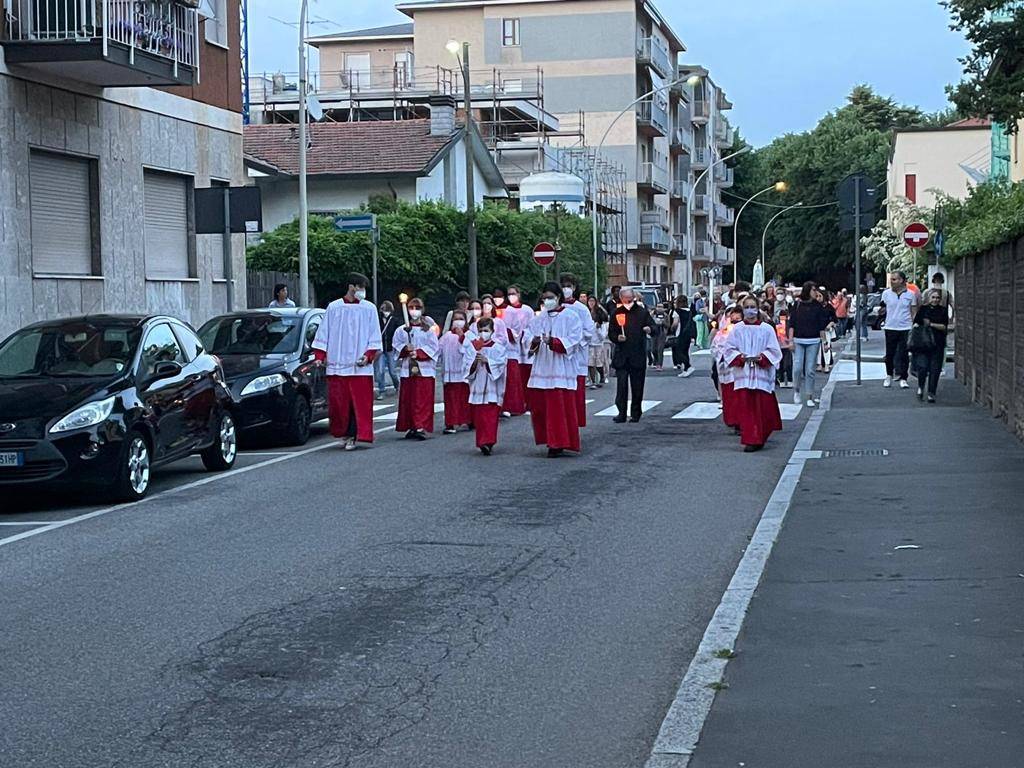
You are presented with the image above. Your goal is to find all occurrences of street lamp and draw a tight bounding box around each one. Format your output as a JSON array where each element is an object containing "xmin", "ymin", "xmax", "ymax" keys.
[
  {"xmin": 758, "ymin": 201, "xmax": 804, "ymax": 286},
  {"xmin": 589, "ymin": 74, "xmax": 702, "ymax": 298},
  {"xmin": 732, "ymin": 181, "xmax": 787, "ymax": 282},
  {"xmin": 687, "ymin": 145, "xmax": 750, "ymax": 295},
  {"xmin": 297, "ymin": 0, "xmax": 310, "ymax": 307},
  {"xmin": 447, "ymin": 39, "xmax": 479, "ymax": 299}
]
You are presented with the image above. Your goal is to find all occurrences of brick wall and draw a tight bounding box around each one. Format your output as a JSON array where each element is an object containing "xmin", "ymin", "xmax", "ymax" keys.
[{"xmin": 955, "ymin": 234, "xmax": 1024, "ymax": 441}]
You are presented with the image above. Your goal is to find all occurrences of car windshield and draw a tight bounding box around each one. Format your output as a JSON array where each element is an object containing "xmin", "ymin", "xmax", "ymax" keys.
[
  {"xmin": 198, "ymin": 315, "xmax": 304, "ymax": 355},
  {"xmin": 0, "ymin": 322, "xmax": 141, "ymax": 378}
]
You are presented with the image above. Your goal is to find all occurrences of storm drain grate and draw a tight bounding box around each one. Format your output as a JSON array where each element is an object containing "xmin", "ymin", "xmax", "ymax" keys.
[{"xmin": 822, "ymin": 448, "xmax": 889, "ymax": 458}]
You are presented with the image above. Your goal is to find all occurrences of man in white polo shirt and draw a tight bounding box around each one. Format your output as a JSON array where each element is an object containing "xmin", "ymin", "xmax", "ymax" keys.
[{"xmin": 880, "ymin": 271, "xmax": 918, "ymax": 389}]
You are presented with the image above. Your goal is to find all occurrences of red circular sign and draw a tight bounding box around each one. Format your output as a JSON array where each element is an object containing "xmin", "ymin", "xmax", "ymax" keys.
[
  {"xmin": 903, "ymin": 223, "xmax": 930, "ymax": 249},
  {"xmin": 532, "ymin": 241, "xmax": 556, "ymax": 267}
]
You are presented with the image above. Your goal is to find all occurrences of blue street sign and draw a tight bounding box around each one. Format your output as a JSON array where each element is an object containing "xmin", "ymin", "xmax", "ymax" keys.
[
  {"xmin": 334, "ymin": 214, "xmax": 377, "ymax": 232},
  {"xmin": 935, "ymin": 230, "xmax": 945, "ymax": 259}
]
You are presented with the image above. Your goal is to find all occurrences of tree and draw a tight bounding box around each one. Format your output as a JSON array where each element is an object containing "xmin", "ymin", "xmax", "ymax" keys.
[
  {"xmin": 945, "ymin": 0, "xmax": 1024, "ymax": 131},
  {"xmin": 859, "ymin": 197, "xmax": 934, "ymax": 281}
]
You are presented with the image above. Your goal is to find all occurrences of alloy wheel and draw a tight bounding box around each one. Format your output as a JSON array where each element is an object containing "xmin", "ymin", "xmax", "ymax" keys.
[
  {"xmin": 220, "ymin": 414, "xmax": 237, "ymax": 464},
  {"xmin": 128, "ymin": 437, "xmax": 150, "ymax": 496}
]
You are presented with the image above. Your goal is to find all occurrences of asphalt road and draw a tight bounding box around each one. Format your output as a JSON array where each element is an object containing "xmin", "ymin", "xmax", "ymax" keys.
[{"xmin": 0, "ymin": 356, "xmax": 809, "ymax": 768}]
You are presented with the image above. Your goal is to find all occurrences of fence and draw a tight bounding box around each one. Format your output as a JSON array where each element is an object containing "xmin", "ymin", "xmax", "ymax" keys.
[
  {"xmin": 247, "ymin": 270, "xmax": 316, "ymax": 309},
  {"xmin": 954, "ymin": 234, "xmax": 1024, "ymax": 441}
]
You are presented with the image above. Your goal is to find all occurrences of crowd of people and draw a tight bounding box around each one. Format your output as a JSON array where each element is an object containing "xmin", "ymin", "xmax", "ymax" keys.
[{"xmin": 305, "ymin": 269, "xmax": 951, "ymax": 459}]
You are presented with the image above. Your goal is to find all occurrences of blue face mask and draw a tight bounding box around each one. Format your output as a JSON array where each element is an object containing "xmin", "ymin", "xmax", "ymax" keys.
[{"xmin": 743, "ymin": 308, "xmax": 759, "ymax": 320}]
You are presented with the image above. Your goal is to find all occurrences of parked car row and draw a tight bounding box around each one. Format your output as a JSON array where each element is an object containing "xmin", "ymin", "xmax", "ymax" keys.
[{"xmin": 0, "ymin": 308, "xmax": 328, "ymax": 501}]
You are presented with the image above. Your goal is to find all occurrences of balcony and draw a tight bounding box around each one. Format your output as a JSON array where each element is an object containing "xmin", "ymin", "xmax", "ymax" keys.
[
  {"xmin": 3, "ymin": 0, "xmax": 200, "ymax": 87},
  {"xmin": 669, "ymin": 123, "xmax": 692, "ymax": 154},
  {"xmin": 691, "ymin": 147, "xmax": 709, "ymax": 170},
  {"xmin": 670, "ymin": 178, "xmax": 689, "ymax": 200},
  {"xmin": 637, "ymin": 98, "xmax": 669, "ymax": 137},
  {"xmin": 637, "ymin": 161, "xmax": 669, "ymax": 194},
  {"xmin": 692, "ymin": 100, "xmax": 710, "ymax": 124},
  {"xmin": 715, "ymin": 202, "xmax": 735, "ymax": 226},
  {"xmin": 693, "ymin": 240, "xmax": 711, "ymax": 261},
  {"xmin": 715, "ymin": 244, "xmax": 735, "ymax": 264},
  {"xmin": 715, "ymin": 121, "xmax": 735, "ymax": 147},
  {"xmin": 692, "ymin": 194, "xmax": 710, "ymax": 216},
  {"xmin": 636, "ymin": 36, "xmax": 672, "ymax": 80},
  {"xmin": 639, "ymin": 223, "xmax": 672, "ymax": 253},
  {"xmin": 672, "ymin": 234, "xmax": 689, "ymax": 256},
  {"xmin": 714, "ymin": 165, "xmax": 735, "ymax": 188}
]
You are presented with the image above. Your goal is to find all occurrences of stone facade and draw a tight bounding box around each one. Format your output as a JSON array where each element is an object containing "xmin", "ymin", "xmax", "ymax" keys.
[{"xmin": 0, "ymin": 73, "xmax": 246, "ymax": 341}]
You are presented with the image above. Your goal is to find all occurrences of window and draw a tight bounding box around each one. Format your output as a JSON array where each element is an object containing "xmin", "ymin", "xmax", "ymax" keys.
[
  {"xmin": 29, "ymin": 150, "xmax": 99, "ymax": 276},
  {"xmin": 144, "ymin": 170, "xmax": 194, "ymax": 280},
  {"xmin": 172, "ymin": 324, "xmax": 205, "ymax": 361},
  {"xmin": 140, "ymin": 324, "xmax": 186, "ymax": 378},
  {"xmin": 395, "ymin": 51, "xmax": 414, "ymax": 88},
  {"xmin": 502, "ymin": 18, "xmax": 520, "ymax": 46},
  {"xmin": 905, "ymin": 174, "xmax": 917, "ymax": 204},
  {"xmin": 345, "ymin": 53, "xmax": 371, "ymax": 90},
  {"xmin": 305, "ymin": 319, "xmax": 321, "ymax": 349},
  {"xmin": 204, "ymin": 0, "xmax": 228, "ymax": 47}
]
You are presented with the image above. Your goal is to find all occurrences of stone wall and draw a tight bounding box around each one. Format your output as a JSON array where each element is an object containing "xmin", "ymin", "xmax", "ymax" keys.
[
  {"xmin": 954, "ymin": 234, "xmax": 1024, "ymax": 441},
  {"xmin": 0, "ymin": 73, "xmax": 246, "ymax": 340}
]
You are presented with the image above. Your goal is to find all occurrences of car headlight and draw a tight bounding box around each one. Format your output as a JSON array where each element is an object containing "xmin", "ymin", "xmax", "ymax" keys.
[
  {"xmin": 49, "ymin": 396, "xmax": 116, "ymax": 434},
  {"xmin": 240, "ymin": 373, "xmax": 288, "ymax": 398}
]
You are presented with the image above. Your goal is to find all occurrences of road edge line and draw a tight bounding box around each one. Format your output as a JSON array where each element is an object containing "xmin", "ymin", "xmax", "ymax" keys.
[{"xmin": 644, "ymin": 365, "xmax": 842, "ymax": 767}]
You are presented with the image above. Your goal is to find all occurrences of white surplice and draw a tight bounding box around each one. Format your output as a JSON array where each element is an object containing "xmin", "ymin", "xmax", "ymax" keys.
[
  {"xmin": 722, "ymin": 321, "xmax": 783, "ymax": 394},
  {"xmin": 712, "ymin": 317, "xmax": 737, "ymax": 385},
  {"xmin": 524, "ymin": 308, "xmax": 583, "ymax": 390},
  {"xmin": 312, "ymin": 298, "xmax": 383, "ymax": 377},
  {"xmin": 463, "ymin": 338, "xmax": 507, "ymax": 405},
  {"xmin": 560, "ymin": 299, "xmax": 595, "ymax": 378},
  {"xmin": 438, "ymin": 331, "xmax": 468, "ymax": 384},
  {"xmin": 501, "ymin": 304, "xmax": 535, "ymax": 362},
  {"xmin": 392, "ymin": 323, "xmax": 440, "ymax": 379}
]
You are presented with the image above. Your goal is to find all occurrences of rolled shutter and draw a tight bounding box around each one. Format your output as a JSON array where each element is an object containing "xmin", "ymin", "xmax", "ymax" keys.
[
  {"xmin": 144, "ymin": 170, "xmax": 190, "ymax": 280},
  {"xmin": 30, "ymin": 151, "xmax": 94, "ymax": 276}
]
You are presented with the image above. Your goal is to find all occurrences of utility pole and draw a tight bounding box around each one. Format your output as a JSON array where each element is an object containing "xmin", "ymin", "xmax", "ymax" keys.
[
  {"xmin": 462, "ymin": 42, "xmax": 478, "ymax": 298},
  {"xmin": 854, "ymin": 177, "xmax": 863, "ymax": 386},
  {"xmin": 297, "ymin": 0, "xmax": 310, "ymax": 307}
]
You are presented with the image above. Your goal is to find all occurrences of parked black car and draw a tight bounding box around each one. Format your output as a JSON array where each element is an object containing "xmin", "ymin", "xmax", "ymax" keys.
[
  {"xmin": 197, "ymin": 308, "xmax": 327, "ymax": 446},
  {"xmin": 864, "ymin": 292, "xmax": 885, "ymax": 330},
  {"xmin": 0, "ymin": 315, "xmax": 238, "ymax": 501}
]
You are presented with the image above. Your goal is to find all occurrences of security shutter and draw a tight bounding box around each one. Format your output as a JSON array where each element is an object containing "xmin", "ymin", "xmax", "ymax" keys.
[
  {"xmin": 144, "ymin": 170, "xmax": 190, "ymax": 280},
  {"xmin": 30, "ymin": 151, "xmax": 95, "ymax": 276}
]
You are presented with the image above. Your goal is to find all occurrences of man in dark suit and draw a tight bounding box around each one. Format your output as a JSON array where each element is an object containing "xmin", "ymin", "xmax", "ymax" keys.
[{"xmin": 609, "ymin": 286, "xmax": 654, "ymax": 423}]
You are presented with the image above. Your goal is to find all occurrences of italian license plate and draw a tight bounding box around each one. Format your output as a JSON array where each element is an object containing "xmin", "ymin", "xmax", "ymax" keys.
[{"xmin": 0, "ymin": 452, "xmax": 23, "ymax": 468}]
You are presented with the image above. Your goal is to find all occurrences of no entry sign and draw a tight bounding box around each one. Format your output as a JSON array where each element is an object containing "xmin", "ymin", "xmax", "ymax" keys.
[
  {"xmin": 903, "ymin": 223, "xmax": 930, "ymax": 249},
  {"xmin": 533, "ymin": 241, "xmax": 556, "ymax": 267}
]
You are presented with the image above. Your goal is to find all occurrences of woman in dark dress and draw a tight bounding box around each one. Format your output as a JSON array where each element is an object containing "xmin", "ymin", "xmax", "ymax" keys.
[
  {"xmin": 912, "ymin": 289, "xmax": 950, "ymax": 403},
  {"xmin": 672, "ymin": 296, "xmax": 696, "ymax": 377}
]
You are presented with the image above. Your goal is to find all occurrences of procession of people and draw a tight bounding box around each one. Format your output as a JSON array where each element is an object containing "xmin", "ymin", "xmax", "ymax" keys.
[{"xmin": 311, "ymin": 269, "xmax": 945, "ymax": 458}]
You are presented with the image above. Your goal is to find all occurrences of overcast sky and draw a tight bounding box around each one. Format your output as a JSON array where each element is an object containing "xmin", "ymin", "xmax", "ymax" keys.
[{"xmin": 247, "ymin": 0, "xmax": 971, "ymax": 147}]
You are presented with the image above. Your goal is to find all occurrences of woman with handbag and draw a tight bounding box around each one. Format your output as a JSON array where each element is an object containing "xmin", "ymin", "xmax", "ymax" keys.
[{"xmin": 911, "ymin": 290, "xmax": 949, "ymax": 403}]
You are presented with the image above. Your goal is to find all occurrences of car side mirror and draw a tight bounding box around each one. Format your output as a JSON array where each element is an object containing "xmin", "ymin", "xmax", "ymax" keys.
[{"xmin": 150, "ymin": 360, "xmax": 183, "ymax": 382}]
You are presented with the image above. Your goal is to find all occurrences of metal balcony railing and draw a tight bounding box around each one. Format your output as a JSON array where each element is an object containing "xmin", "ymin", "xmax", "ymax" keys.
[
  {"xmin": 5, "ymin": 0, "xmax": 200, "ymax": 75},
  {"xmin": 637, "ymin": 98, "xmax": 669, "ymax": 136},
  {"xmin": 636, "ymin": 36, "xmax": 672, "ymax": 79},
  {"xmin": 638, "ymin": 161, "xmax": 669, "ymax": 193}
]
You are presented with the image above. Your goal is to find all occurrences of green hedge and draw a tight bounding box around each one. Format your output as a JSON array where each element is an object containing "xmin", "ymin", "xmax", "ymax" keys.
[{"xmin": 942, "ymin": 181, "xmax": 1024, "ymax": 263}]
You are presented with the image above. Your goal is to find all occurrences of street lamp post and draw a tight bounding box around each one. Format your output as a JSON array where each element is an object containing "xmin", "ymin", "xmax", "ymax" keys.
[
  {"xmin": 447, "ymin": 40, "xmax": 478, "ymax": 298},
  {"xmin": 297, "ymin": 0, "xmax": 310, "ymax": 307},
  {"xmin": 590, "ymin": 75, "xmax": 701, "ymax": 298},
  {"xmin": 758, "ymin": 202, "xmax": 805, "ymax": 285},
  {"xmin": 687, "ymin": 146, "xmax": 750, "ymax": 296},
  {"xmin": 732, "ymin": 181, "xmax": 787, "ymax": 283}
]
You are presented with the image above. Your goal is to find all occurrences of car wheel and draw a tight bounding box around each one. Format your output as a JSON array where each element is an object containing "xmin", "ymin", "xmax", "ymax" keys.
[
  {"xmin": 285, "ymin": 395, "xmax": 312, "ymax": 446},
  {"xmin": 115, "ymin": 431, "xmax": 151, "ymax": 502},
  {"xmin": 201, "ymin": 411, "xmax": 238, "ymax": 472}
]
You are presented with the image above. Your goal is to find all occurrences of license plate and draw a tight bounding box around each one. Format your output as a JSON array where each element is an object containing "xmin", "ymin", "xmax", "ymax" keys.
[{"xmin": 0, "ymin": 452, "xmax": 23, "ymax": 468}]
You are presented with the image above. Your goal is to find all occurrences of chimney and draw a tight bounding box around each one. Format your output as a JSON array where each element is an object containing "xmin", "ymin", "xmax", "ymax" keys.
[{"xmin": 429, "ymin": 95, "xmax": 457, "ymax": 137}]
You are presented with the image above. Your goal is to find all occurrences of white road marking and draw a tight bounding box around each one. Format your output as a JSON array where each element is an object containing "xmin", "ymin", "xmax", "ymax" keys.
[
  {"xmin": 372, "ymin": 403, "xmax": 395, "ymax": 412},
  {"xmin": 594, "ymin": 400, "xmax": 662, "ymax": 417},
  {"xmin": 645, "ymin": 350, "xmax": 843, "ymax": 767},
  {"xmin": 671, "ymin": 401, "xmax": 804, "ymax": 421},
  {"xmin": 0, "ymin": 522, "xmax": 56, "ymax": 527},
  {"xmin": 374, "ymin": 402, "xmax": 445, "ymax": 421},
  {"xmin": 830, "ymin": 360, "xmax": 888, "ymax": 381}
]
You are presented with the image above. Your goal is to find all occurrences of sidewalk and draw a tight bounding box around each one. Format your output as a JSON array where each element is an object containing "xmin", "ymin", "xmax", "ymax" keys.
[{"xmin": 687, "ymin": 376, "xmax": 1024, "ymax": 767}]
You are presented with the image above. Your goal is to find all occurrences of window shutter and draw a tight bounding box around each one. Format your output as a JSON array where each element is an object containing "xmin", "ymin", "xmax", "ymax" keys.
[
  {"xmin": 144, "ymin": 171, "xmax": 190, "ymax": 280},
  {"xmin": 30, "ymin": 151, "xmax": 94, "ymax": 276}
]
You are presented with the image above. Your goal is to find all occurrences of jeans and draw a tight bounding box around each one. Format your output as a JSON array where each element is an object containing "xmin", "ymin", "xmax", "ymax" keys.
[
  {"xmin": 858, "ymin": 311, "xmax": 869, "ymax": 340},
  {"xmin": 374, "ymin": 350, "xmax": 400, "ymax": 394},
  {"xmin": 792, "ymin": 339, "xmax": 820, "ymax": 400},
  {"xmin": 884, "ymin": 329, "xmax": 910, "ymax": 380}
]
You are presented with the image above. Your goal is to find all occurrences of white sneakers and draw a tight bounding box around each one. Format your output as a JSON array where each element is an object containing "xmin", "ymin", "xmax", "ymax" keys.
[
  {"xmin": 883, "ymin": 376, "xmax": 893, "ymax": 388},
  {"xmin": 793, "ymin": 391, "xmax": 802, "ymax": 405},
  {"xmin": 344, "ymin": 437, "xmax": 357, "ymax": 451},
  {"xmin": 899, "ymin": 379, "xmax": 910, "ymax": 389},
  {"xmin": 805, "ymin": 397, "xmax": 816, "ymax": 408},
  {"xmin": 677, "ymin": 369, "xmax": 694, "ymax": 378}
]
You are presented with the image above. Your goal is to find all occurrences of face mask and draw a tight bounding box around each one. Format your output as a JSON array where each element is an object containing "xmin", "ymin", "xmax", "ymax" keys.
[
  {"xmin": 409, "ymin": 309, "xmax": 422, "ymax": 321},
  {"xmin": 509, "ymin": 294, "xmax": 520, "ymax": 305},
  {"xmin": 622, "ymin": 299, "xmax": 634, "ymax": 308},
  {"xmin": 543, "ymin": 298, "xmax": 558, "ymax": 311},
  {"xmin": 483, "ymin": 304, "xmax": 493, "ymax": 314},
  {"xmin": 562, "ymin": 287, "xmax": 575, "ymax": 299},
  {"xmin": 471, "ymin": 309, "xmax": 482, "ymax": 319},
  {"xmin": 382, "ymin": 311, "xmax": 391, "ymax": 318},
  {"xmin": 494, "ymin": 298, "xmax": 504, "ymax": 307},
  {"xmin": 743, "ymin": 308, "xmax": 759, "ymax": 320},
  {"xmin": 453, "ymin": 319, "xmax": 466, "ymax": 330},
  {"xmin": 354, "ymin": 289, "xmax": 366, "ymax": 301},
  {"xmin": 480, "ymin": 331, "xmax": 494, "ymax": 341}
]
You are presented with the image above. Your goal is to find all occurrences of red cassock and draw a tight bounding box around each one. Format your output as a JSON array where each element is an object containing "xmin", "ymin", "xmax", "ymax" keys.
[
  {"xmin": 501, "ymin": 359, "xmax": 528, "ymax": 415},
  {"xmin": 733, "ymin": 388, "xmax": 783, "ymax": 447},
  {"xmin": 326, "ymin": 375, "xmax": 376, "ymax": 443},
  {"xmin": 720, "ymin": 381, "xmax": 740, "ymax": 428},
  {"xmin": 397, "ymin": 376, "xmax": 435, "ymax": 432},
  {"xmin": 530, "ymin": 389, "xmax": 581, "ymax": 452},
  {"xmin": 519, "ymin": 363, "xmax": 533, "ymax": 411},
  {"xmin": 443, "ymin": 383, "xmax": 472, "ymax": 428},
  {"xmin": 472, "ymin": 403, "xmax": 501, "ymax": 448},
  {"xmin": 575, "ymin": 375, "xmax": 588, "ymax": 427}
]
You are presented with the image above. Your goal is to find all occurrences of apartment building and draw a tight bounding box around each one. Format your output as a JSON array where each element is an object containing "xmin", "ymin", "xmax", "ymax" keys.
[{"xmin": 0, "ymin": 0, "xmax": 246, "ymax": 339}]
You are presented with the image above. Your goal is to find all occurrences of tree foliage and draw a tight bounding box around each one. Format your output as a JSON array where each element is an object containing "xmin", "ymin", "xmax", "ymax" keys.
[
  {"xmin": 945, "ymin": 0, "xmax": 1024, "ymax": 131},
  {"xmin": 246, "ymin": 201, "xmax": 602, "ymax": 304},
  {"xmin": 859, "ymin": 197, "xmax": 935, "ymax": 280},
  {"xmin": 939, "ymin": 180, "xmax": 1024, "ymax": 260}
]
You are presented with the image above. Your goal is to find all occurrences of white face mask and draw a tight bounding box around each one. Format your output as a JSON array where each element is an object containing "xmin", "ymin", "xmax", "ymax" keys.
[
  {"xmin": 480, "ymin": 330, "xmax": 494, "ymax": 341},
  {"xmin": 354, "ymin": 289, "xmax": 366, "ymax": 301},
  {"xmin": 453, "ymin": 319, "xmax": 466, "ymax": 330},
  {"xmin": 562, "ymin": 287, "xmax": 574, "ymax": 299},
  {"xmin": 494, "ymin": 297, "xmax": 504, "ymax": 307},
  {"xmin": 509, "ymin": 294, "xmax": 520, "ymax": 305},
  {"xmin": 409, "ymin": 309, "xmax": 422, "ymax": 321},
  {"xmin": 471, "ymin": 308, "xmax": 482, "ymax": 319},
  {"xmin": 382, "ymin": 311, "xmax": 391, "ymax": 318},
  {"xmin": 483, "ymin": 303, "xmax": 494, "ymax": 314},
  {"xmin": 543, "ymin": 298, "xmax": 558, "ymax": 311}
]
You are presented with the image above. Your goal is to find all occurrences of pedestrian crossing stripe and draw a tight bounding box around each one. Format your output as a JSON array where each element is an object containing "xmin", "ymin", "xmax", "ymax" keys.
[
  {"xmin": 671, "ymin": 402, "xmax": 804, "ymax": 421},
  {"xmin": 594, "ymin": 401, "xmax": 662, "ymax": 417},
  {"xmin": 374, "ymin": 402, "xmax": 446, "ymax": 421},
  {"xmin": 373, "ymin": 403, "xmax": 395, "ymax": 412}
]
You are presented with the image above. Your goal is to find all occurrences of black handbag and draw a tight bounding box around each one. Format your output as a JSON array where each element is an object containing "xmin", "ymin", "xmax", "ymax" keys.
[{"xmin": 908, "ymin": 324, "xmax": 936, "ymax": 353}]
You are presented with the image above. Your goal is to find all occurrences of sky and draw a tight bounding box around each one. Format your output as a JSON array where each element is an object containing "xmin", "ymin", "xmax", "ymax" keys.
[{"xmin": 246, "ymin": 0, "xmax": 972, "ymax": 147}]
